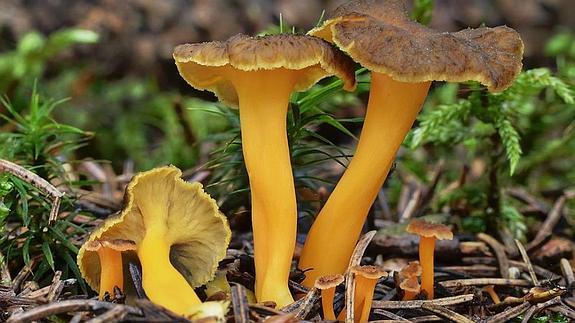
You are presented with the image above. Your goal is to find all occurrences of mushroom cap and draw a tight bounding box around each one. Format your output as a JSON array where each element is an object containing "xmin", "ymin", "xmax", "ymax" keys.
[
  {"xmin": 77, "ymin": 166, "xmax": 231, "ymax": 293},
  {"xmin": 399, "ymin": 276, "xmax": 420, "ymax": 293},
  {"xmin": 350, "ymin": 265, "xmax": 388, "ymax": 280},
  {"xmin": 309, "ymin": 0, "xmax": 523, "ymax": 92},
  {"xmin": 173, "ymin": 33, "xmax": 357, "ymax": 106},
  {"xmin": 406, "ymin": 219, "xmax": 453, "ymax": 240},
  {"xmin": 315, "ymin": 274, "xmax": 345, "ymax": 290},
  {"xmin": 399, "ymin": 261, "xmax": 422, "ymax": 278}
]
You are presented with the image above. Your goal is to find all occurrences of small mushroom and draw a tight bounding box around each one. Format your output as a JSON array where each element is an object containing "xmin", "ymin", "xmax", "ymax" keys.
[
  {"xmin": 483, "ymin": 285, "xmax": 501, "ymax": 304},
  {"xmin": 397, "ymin": 261, "xmax": 422, "ymax": 301},
  {"xmin": 81, "ymin": 239, "xmax": 136, "ymax": 299},
  {"xmin": 173, "ymin": 34, "xmax": 356, "ymax": 307},
  {"xmin": 350, "ymin": 265, "xmax": 388, "ymax": 322},
  {"xmin": 299, "ymin": 0, "xmax": 523, "ymax": 286},
  {"xmin": 314, "ymin": 274, "xmax": 344, "ymax": 320},
  {"xmin": 78, "ymin": 166, "xmax": 231, "ymax": 315},
  {"xmin": 406, "ymin": 220, "xmax": 453, "ymax": 299}
]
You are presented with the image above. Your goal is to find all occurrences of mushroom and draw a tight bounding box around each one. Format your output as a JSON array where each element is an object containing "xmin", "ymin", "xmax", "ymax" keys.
[
  {"xmin": 80, "ymin": 239, "xmax": 136, "ymax": 299},
  {"xmin": 397, "ymin": 261, "xmax": 422, "ymax": 301},
  {"xmin": 483, "ymin": 285, "xmax": 501, "ymax": 304},
  {"xmin": 298, "ymin": 0, "xmax": 524, "ymax": 285},
  {"xmin": 78, "ymin": 166, "xmax": 231, "ymax": 315},
  {"xmin": 405, "ymin": 220, "xmax": 453, "ymax": 299},
  {"xmin": 350, "ymin": 265, "xmax": 388, "ymax": 322},
  {"xmin": 314, "ymin": 274, "xmax": 344, "ymax": 320},
  {"xmin": 173, "ymin": 34, "xmax": 356, "ymax": 307}
]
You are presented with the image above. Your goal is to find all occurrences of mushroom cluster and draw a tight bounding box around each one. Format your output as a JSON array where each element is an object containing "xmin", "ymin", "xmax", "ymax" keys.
[
  {"xmin": 77, "ymin": 166, "xmax": 231, "ymax": 316},
  {"xmin": 167, "ymin": 0, "xmax": 524, "ymax": 310}
]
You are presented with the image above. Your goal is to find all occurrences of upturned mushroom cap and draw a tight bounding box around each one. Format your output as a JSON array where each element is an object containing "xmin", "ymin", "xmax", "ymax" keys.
[
  {"xmin": 399, "ymin": 276, "xmax": 420, "ymax": 294},
  {"xmin": 78, "ymin": 166, "xmax": 231, "ymax": 293},
  {"xmin": 406, "ymin": 220, "xmax": 453, "ymax": 240},
  {"xmin": 309, "ymin": 0, "xmax": 524, "ymax": 92},
  {"xmin": 315, "ymin": 274, "xmax": 345, "ymax": 290},
  {"xmin": 173, "ymin": 33, "xmax": 357, "ymax": 106},
  {"xmin": 350, "ymin": 265, "xmax": 388, "ymax": 280}
]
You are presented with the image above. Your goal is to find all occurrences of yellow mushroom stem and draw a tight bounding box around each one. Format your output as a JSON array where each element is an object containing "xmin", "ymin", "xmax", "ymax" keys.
[
  {"xmin": 401, "ymin": 277, "xmax": 419, "ymax": 301},
  {"xmin": 354, "ymin": 277, "xmax": 378, "ymax": 323},
  {"xmin": 300, "ymin": 72, "xmax": 431, "ymax": 285},
  {"xmin": 230, "ymin": 68, "xmax": 298, "ymax": 307},
  {"xmin": 138, "ymin": 227, "xmax": 201, "ymax": 315},
  {"xmin": 96, "ymin": 247, "xmax": 123, "ymax": 298},
  {"xmin": 419, "ymin": 236, "xmax": 436, "ymax": 299},
  {"xmin": 484, "ymin": 285, "xmax": 501, "ymax": 304},
  {"xmin": 320, "ymin": 288, "xmax": 337, "ymax": 320}
]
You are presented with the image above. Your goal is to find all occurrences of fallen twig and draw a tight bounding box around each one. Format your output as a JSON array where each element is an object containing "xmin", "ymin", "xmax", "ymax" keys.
[
  {"xmin": 438, "ymin": 278, "xmax": 531, "ymax": 289},
  {"xmin": 372, "ymin": 309, "xmax": 410, "ymax": 321},
  {"xmin": 0, "ymin": 159, "xmax": 64, "ymax": 224},
  {"xmin": 421, "ymin": 303, "xmax": 474, "ymax": 323},
  {"xmin": 560, "ymin": 258, "xmax": 575, "ymax": 295},
  {"xmin": 520, "ymin": 296, "xmax": 561, "ymax": 323},
  {"xmin": 6, "ymin": 299, "xmax": 142, "ymax": 323},
  {"xmin": 477, "ymin": 233, "xmax": 509, "ymax": 279},
  {"xmin": 525, "ymin": 195, "xmax": 567, "ymax": 253},
  {"xmin": 514, "ymin": 240, "xmax": 539, "ymax": 286},
  {"xmin": 231, "ymin": 283, "xmax": 249, "ymax": 323},
  {"xmin": 485, "ymin": 301, "xmax": 530, "ymax": 323},
  {"xmin": 372, "ymin": 294, "xmax": 475, "ymax": 309}
]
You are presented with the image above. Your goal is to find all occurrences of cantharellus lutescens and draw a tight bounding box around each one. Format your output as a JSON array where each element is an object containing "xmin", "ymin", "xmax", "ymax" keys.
[
  {"xmin": 299, "ymin": 0, "xmax": 524, "ymax": 286},
  {"xmin": 173, "ymin": 33, "xmax": 356, "ymax": 307},
  {"xmin": 77, "ymin": 166, "xmax": 231, "ymax": 316}
]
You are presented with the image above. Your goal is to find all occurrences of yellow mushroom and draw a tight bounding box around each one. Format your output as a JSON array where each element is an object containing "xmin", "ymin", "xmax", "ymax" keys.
[
  {"xmin": 173, "ymin": 34, "xmax": 356, "ymax": 307},
  {"xmin": 78, "ymin": 166, "xmax": 231, "ymax": 315},
  {"xmin": 406, "ymin": 220, "xmax": 453, "ymax": 299},
  {"xmin": 81, "ymin": 239, "xmax": 136, "ymax": 299},
  {"xmin": 299, "ymin": 0, "xmax": 524, "ymax": 286},
  {"xmin": 350, "ymin": 265, "xmax": 388, "ymax": 323},
  {"xmin": 397, "ymin": 261, "xmax": 422, "ymax": 301},
  {"xmin": 314, "ymin": 274, "xmax": 344, "ymax": 320}
]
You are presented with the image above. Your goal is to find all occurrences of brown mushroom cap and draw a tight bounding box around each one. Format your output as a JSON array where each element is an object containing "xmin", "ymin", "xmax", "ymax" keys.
[
  {"xmin": 173, "ymin": 33, "xmax": 357, "ymax": 106},
  {"xmin": 399, "ymin": 276, "xmax": 420, "ymax": 293},
  {"xmin": 309, "ymin": 0, "xmax": 523, "ymax": 92},
  {"xmin": 400, "ymin": 261, "xmax": 422, "ymax": 278},
  {"xmin": 406, "ymin": 220, "xmax": 453, "ymax": 240},
  {"xmin": 315, "ymin": 274, "xmax": 345, "ymax": 290},
  {"xmin": 350, "ymin": 265, "xmax": 388, "ymax": 280},
  {"xmin": 78, "ymin": 166, "xmax": 231, "ymax": 293}
]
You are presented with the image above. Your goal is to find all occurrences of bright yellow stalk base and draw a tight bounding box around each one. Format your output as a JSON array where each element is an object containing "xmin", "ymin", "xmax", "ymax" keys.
[
  {"xmin": 419, "ymin": 236, "xmax": 436, "ymax": 299},
  {"xmin": 97, "ymin": 247, "xmax": 123, "ymax": 298},
  {"xmin": 299, "ymin": 73, "xmax": 431, "ymax": 286},
  {"xmin": 138, "ymin": 228, "xmax": 201, "ymax": 315}
]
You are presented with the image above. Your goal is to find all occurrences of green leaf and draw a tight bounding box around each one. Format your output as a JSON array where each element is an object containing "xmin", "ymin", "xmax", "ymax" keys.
[
  {"xmin": 22, "ymin": 236, "xmax": 31, "ymax": 267},
  {"xmin": 411, "ymin": 0, "xmax": 434, "ymax": 25},
  {"xmin": 42, "ymin": 241, "xmax": 55, "ymax": 271}
]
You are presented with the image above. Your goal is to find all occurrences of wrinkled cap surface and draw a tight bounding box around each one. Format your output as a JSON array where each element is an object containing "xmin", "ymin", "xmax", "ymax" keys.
[
  {"xmin": 315, "ymin": 274, "xmax": 345, "ymax": 289},
  {"xmin": 350, "ymin": 265, "xmax": 388, "ymax": 279},
  {"xmin": 84, "ymin": 239, "xmax": 137, "ymax": 252},
  {"xmin": 406, "ymin": 219, "xmax": 453, "ymax": 240},
  {"xmin": 399, "ymin": 261, "xmax": 422, "ymax": 278},
  {"xmin": 173, "ymin": 33, "xmax": 357, "ymax": 106},
  {"xmin": 309, "ymin": 0, "xmax": 524, "ymax": 92},
  {"xmin": 78, "ymin": 166, "xmax": 231, "ymax": 293}
]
